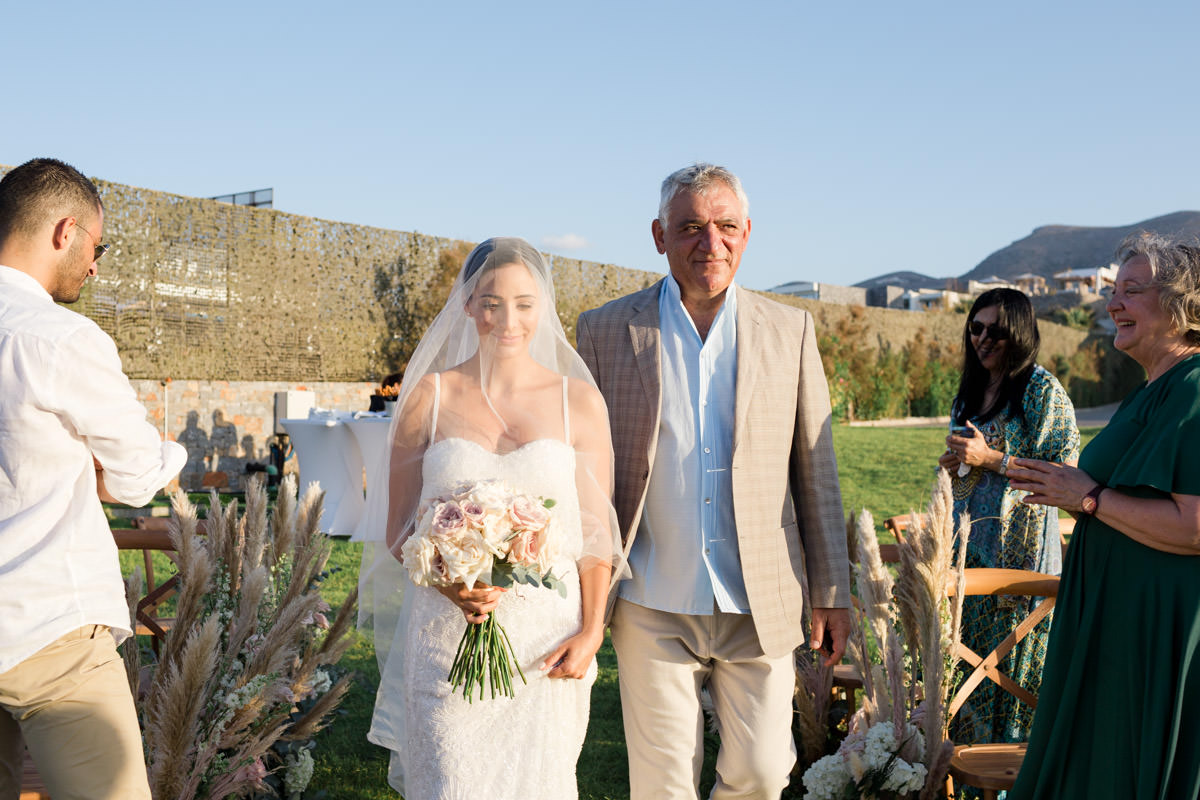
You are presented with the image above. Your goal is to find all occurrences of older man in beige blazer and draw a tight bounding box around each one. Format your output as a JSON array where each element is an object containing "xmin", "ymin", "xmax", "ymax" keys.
[{"xmin": 577, "ymin": 163, "xmax": 852, "ymax": 799}]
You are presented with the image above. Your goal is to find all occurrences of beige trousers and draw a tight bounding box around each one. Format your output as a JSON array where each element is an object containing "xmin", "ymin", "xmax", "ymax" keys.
[
  {"xmin": 0, "ymin": 626, "xmax": 150, "ymax": 800},
  {"xmin": 610, "ymin": 599, "xmax": 797, "ymax": 800}
]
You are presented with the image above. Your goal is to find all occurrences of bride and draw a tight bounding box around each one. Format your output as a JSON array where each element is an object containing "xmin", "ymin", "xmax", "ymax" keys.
[{"xmin": 358, "ymin": 237, "xmax": 627, "ymax": 799}]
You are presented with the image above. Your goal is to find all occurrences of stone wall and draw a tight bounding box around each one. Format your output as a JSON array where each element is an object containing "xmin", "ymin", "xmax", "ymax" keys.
[
  {"xmin": 132, "ymin": 379, "xmax": 375, "ymax": 491},
  {"xmin": 816, "ymin": 284, "xmax": 869, "ymax": 306}
]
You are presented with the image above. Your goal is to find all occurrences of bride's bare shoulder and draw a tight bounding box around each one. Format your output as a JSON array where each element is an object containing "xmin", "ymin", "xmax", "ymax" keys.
[
  {"xmin": 392, "ymin": 374, "xmax": 438, "ymax": 445},
  {"xmin": 566, "ymin": 377, "xmax": 609, "ymax": 427}
]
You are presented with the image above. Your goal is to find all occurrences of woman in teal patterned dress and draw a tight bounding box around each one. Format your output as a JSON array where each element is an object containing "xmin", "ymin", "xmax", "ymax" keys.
[
  {"xmin": 1008, "ymin": 234, "xmax": 1200, "ymax": 799},
  {"xmin": 938, "ymin": 288, "xmax": 1079, "ymax": 791}
]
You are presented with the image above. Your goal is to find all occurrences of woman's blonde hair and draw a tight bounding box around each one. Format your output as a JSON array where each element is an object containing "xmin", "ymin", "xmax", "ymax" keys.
[{"xmin": 1117, "ymin": 232, "xmax": 1200, "ymax": 346}]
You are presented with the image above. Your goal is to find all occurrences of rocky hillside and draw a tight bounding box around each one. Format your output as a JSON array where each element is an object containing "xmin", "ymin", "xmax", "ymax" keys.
[
  {"xmin": 854, "ymin": 270, "xmax": 947, "ymax": 291},
  {"xmin": 963, "ymin": 211, "xmax": 1200, "ymax": 282},
  {"xmin": 854, "ymin": 211, "xmax": 1200, "ymax": 290}
]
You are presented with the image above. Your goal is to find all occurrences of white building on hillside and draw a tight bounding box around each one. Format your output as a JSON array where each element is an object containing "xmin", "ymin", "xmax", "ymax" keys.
[
  {"xmin": 1013, "ymin": 272, "xmax": 1049, "ymax": 295},
  {"xmin": 1054, "ymin": 264, "xmax": 1117, "ymax": 294},
  {"xmin": 900, "ymin": 288, "xmax": 971, "ymax": 311},
  {"xmin": 967, "ymin": 275, "xmax": 1018, "ymax": 294}
]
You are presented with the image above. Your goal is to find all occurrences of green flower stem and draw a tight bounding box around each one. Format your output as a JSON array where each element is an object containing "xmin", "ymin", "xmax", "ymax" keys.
[{"xmin": 446, "ymin": 612, "xmax": 526, "ymax": 702}]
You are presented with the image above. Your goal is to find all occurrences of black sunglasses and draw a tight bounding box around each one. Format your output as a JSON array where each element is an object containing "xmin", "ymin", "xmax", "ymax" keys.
[
  {"xmin": 75, "ymin": 222, "xmax": 110, "ymax": 262},
  {"xmin": 968, "ymin": 320, "xmax": 1008, "ymax": 340}
]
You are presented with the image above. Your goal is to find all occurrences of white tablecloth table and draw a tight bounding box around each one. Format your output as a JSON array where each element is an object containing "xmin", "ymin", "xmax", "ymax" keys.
[
  {"xmin": 281, "ymin": 416, "xmax": 365, "ymax": 537},
  {"xmin": 344, "ymin": 416, "xmax": 393, "ymax": 540}
]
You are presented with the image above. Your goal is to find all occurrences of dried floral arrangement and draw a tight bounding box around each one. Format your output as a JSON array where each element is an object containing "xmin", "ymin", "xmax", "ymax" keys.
[
  {"xmin": 795, "ymin": 469, "xmax": 969, "ymax": 800},
  {"xmin": 123, "ymin": 474, "xmax": 358, "ymax": 799}
]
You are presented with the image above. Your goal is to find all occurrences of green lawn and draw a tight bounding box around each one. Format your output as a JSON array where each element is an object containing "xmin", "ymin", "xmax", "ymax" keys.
[{"xmin": 123, "ymin": 424, "xmax": 1102, "ymax": 798}]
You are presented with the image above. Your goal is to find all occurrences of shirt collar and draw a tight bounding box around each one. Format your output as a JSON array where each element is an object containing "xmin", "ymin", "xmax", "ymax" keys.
[
  {"xmin": 661, "ymin": 274, "xmax": 738, "ymax": 334},
  {"xmin": 662, "ymin": 273, "xmax": 738, "ymax": 312},
  {"xmin": 0, "ymin": 265, "xmax": 53, "ymax": 303}
]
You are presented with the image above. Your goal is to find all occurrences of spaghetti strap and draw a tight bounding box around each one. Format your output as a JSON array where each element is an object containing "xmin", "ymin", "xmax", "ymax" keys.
[
  {"xmin": 430, "ymin": 373, "xmax": 441, "ymax": 442},
  {"xmin": 562, "ymin": 376, "xmax": 570, "ymax": 444}
]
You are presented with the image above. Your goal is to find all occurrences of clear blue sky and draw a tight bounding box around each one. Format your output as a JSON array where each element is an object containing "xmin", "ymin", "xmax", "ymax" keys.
[{"xmin": 5, "ymin": 1, "xmax": 1198, "ymax": 291}]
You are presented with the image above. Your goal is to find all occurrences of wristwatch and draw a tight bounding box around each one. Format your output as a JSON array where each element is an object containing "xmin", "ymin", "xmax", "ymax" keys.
[{"xmin": 1080, "ymin": 484, "xmax": 1105, "ymax": 515}]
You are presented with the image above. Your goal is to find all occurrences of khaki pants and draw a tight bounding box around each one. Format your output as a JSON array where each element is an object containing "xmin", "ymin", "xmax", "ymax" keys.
[
  {"xmin": 610, "ymin": 599, "xmax": 797, "ymax": 800},
  {"xmin": 0, "ymin": 626, "xmax": 150, "ymax": 800}
]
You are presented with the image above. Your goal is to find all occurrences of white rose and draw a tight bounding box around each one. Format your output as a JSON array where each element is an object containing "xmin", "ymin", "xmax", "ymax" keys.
[
  {"xmin": 478, "ymin": 512, "xmax": 513, "ymax": 557},
  {"xmin": 401, "ymin": 535, "xmax": 440, "ymax": 586},
  {"xmin": 466, "ymin": 480, "xmax": 511, "ymax": 511},
  {"xmin": 439, "ymin": 535, "xmax": 494, "ymax": 588}
]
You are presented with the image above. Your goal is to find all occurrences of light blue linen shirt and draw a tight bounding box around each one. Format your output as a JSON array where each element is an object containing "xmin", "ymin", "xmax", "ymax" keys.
[{"xmin": 618, "ymin": 275, "xmax": 749, "ymax": 614}]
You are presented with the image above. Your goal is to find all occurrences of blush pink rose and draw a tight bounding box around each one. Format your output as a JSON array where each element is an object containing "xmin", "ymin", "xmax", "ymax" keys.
[
  {"xmin": 508, "ymin": 530, "xmax": 538, "ymax": 565},
  {"xmin": 509, "ymin": 496, "xmax": 551, "ymax": 530},
  {"xmin": 431, "ymin": 501, "xmax": 467, "ymax": 538},
  {"xmin": 459, "ymin": 499, "xmax": 486, "ymax": 526}
]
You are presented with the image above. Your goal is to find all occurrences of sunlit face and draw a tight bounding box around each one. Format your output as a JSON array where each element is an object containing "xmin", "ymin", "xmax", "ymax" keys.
[
  {"xmin": 652, "ymin": 184, "xmax": 750, "ymax": 302},
  {"xmin": 468, "ymin": 261, "xmax": 540, "ymax": 355},
  {"xmin": 969, "ymin": 304, "xmax": 1008, "ymax": 376},
  {"xmin": 51, "ymin": 206, "xmax": 103, "ymax": 304},
  {"xmin": 1107, "ymin": 254, "xmax": 1175, "ymax": 365}
]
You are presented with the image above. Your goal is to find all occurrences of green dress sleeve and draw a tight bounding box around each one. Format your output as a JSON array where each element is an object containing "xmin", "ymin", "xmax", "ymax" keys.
[{"xmin": 1102, "ymin": 360, "xmax": 1200, "ymax": 497}]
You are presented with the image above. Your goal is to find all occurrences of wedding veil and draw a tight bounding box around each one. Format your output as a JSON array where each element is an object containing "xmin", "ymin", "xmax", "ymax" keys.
[{"xmin": 357, "ymin": 235, "xmax": 627, "ymax": 683}]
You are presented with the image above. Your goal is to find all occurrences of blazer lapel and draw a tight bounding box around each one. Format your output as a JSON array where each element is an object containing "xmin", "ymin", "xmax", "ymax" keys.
[
  {"xmin": 628, "ymin": 282, "xmax": 663, "ymax": 413},
  {"xmin": 733, "ymin": 291, "xmax": 762, "ymax": 458}
]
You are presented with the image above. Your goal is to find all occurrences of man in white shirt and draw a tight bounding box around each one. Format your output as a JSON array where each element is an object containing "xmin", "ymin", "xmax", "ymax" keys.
[
  {"xmin": 0, "ymin": 158, "xmax": 186, "ymax": 799},
  {"xmin": 578, "ymin": 164, "xmax": 852, "ymax": 799}
]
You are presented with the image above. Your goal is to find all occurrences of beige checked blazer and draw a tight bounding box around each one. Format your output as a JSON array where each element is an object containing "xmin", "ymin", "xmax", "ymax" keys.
[{"xmin": 577, "ymin": 280, "xmax": 851, "ymax": 658}]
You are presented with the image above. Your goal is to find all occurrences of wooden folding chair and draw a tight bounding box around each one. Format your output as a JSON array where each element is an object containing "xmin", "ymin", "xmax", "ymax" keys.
[
  {"xmin": 19, "ymin": 747, "xmax": 49, "ymax": 799},
  {"xmin": 1058, "ymin": 516, "xmax": 1075, "ymax": 558},
  {"xmin": 945, "ymin": 567, "xmax": 1059, "ymax": 800},
  {"xmin": 113, "ymin": 518, "xmax": 189, "ymax": 651},
  {"xmin": 883, "ymin": 513, "xmax": 925, "ymax": 546}
]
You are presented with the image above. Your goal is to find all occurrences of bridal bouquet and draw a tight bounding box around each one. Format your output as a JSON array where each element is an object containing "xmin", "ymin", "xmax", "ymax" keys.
[{"xmin": 401, "ymin": 479, "xmax": 565, "ymax": 701}]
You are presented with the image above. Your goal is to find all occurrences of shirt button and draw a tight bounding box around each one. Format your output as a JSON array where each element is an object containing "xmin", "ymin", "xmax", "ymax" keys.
[
  {"xmin": 703, "ymin": 447, "xmax": 711, "ymax": 454},
  {"xmin": 704, "ymin": 497, "xmax": 711, "ymax": 504}
]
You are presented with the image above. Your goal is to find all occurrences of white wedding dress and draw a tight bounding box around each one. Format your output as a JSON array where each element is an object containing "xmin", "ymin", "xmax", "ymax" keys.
[{"xmin": 369, "ymin": 377, "xmax": 594, "ymax": 800}]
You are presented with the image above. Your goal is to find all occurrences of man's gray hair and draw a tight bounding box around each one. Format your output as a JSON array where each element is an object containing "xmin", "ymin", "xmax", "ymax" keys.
[
  {"xmin": 658, "ymin": 163, "xmax": 749, "ymax": 226},
  {"xmin": 1117, "ymin": 231, "xmax": 1200, "ymax": 346}
]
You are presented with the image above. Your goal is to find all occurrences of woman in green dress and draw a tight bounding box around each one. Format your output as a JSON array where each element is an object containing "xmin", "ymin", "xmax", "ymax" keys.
[
  {"xmin": 1008, "ymin": 233, "xmax": 1200, "ymax": 799},
  {"xmin": 938, "ymin": 288, "xmax": 1079, "ymax": 795}
]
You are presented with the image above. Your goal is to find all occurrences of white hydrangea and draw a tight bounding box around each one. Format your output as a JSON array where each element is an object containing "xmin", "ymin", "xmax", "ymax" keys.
[
  {"xmin": 283, "ymin": 748, "xmax": 314, "ymax": 799},
  {"xmin": 882, "ymin": 760, "xmax": 928, "ymax": 794},
  {"xmin": 310, "ymin": 668, "xmax": 332, "ymax": 695},
  {"xmin": 802, "ymin": 754, "xmax": 849, "ymax": 800},
  {"xmin": 802, "ymin": 721, "xmax": 928, "ymax": 799}
]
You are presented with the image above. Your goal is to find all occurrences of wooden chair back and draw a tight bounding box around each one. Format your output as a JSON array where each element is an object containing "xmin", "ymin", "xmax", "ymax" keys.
[
  {"xmin": 20, "ymin": 747, "xmax": 49, "ymax": 799},
  {"xmin": 1058, "ymin": 516, "xmax": 1075, "ymax": 558},
  {"xmin": 113, "ymin": 517, "xmax": 197, "ymax": 649},
  {"xmin": 945, "ymin": 567, "xmax": 1059, "ymax": 800},
  {"xmin": 883, "ymin": 513, "xmax": 926, "ymax": 544}
]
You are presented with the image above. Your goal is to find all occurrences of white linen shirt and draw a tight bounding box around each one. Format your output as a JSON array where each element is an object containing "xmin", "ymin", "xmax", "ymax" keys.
[
  {"xmin": 619, "ymin": 276, "xmax": 749, "ymax": 614},
  {"xmin": 0, "ymin": 265, "xmax": 187, "ymax": 672}
]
